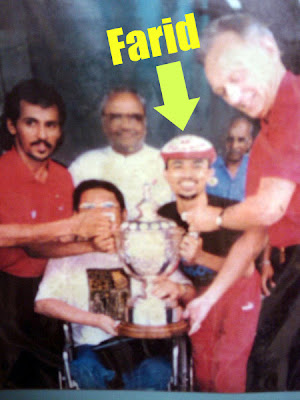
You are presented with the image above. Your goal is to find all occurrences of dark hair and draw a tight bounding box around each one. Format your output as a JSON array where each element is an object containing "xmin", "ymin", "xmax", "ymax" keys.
[
  {"xmin": 73, "ymin": 179, "xmax": 126, "ymax": 212},
  {"xmin": 99, "ymin": 86, "xmax": 147, "ymax": 116},
  {"xmin": 0, "ymin": 79, "xmax": 66, "ymax": 150},
  {"xmin": 197, "ymin": 13, "xmax": 276, "ymax": 64}
]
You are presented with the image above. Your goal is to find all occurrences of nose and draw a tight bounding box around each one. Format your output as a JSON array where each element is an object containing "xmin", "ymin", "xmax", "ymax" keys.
[
  {"xmin": 224, "ymin": 84, "xmax": 242, "ymax": 106},
  {"xmin": 181, "ymin": 165, "xmax": 194, "ymax": 178},
  {"xmin": 37, "ymin": 124, "xmax": 48, "ymax": 140},
  {"xmin": 119, "ymin": 115, "xmax": 133, "ymax": 130}
]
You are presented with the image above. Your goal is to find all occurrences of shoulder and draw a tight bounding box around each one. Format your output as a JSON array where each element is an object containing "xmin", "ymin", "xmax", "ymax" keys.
[
  {"xmin": 70, "ymin": 147, "xmax": 109, "ymax": 166},
  {"xmin": 158, "ymin": 202, "xmax": 187, "ymax": 229}
]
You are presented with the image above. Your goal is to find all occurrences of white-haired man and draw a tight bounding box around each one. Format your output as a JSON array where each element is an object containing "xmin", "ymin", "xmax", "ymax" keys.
[{"xmin": 183, "ymin": 13, "xmax": 300, "ymax": 391}]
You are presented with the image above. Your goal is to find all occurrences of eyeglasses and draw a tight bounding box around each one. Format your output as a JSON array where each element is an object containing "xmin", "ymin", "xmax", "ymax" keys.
[
  {"xmin": 102, "ymin": 113, "xmax": 145, "ymax": 124},
  {"xmin": 79, "ymin": 201, "xmax": 117, "ymax": 210}
]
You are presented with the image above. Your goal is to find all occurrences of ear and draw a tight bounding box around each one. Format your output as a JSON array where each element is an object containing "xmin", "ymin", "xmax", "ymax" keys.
[
  {"xmin": 121, "ymin": 209, "xmax": 128, "ymax": 222},
  {"xmin": 259, "ymin": 35, "xmax": 279, "ymax": 59},
  {"xmin": 6, "ymin": 119, "xmax": 17, "ymax": 136}
]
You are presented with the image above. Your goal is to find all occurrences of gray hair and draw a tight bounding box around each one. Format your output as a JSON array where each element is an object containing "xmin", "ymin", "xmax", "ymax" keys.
[
  {"xmin": 197, "ymin": 13, "xmax": 276, "ymax": 64},
  {"xmin": 99, "ymin": 87, "xmax": 147, "ymax": 116}
]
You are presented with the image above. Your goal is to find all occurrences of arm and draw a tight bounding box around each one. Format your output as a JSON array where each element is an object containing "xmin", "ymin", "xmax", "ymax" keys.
[
  {"xmin": 26, "ymin": 237, "xmax": 116, "ymax": 258},
  {"xmin": 35, "ymin": 298, "xmax": 118, "ymax": 336},
  {"xmin": 0, "ymin": 209, "xmax": 113, "ymax": 248},
  {"xmin": 180, "ymin": 234, "xmax": 224, "ymax": 272},
  {"xmin": 184, "ymin": 227, "xmax": 268, "ymax": 335},
  {"xmin": 151, "ymin": 276, "xmax": 196, "ymax": 305},
  {"xmin": 260, "ymin": 242, "xmax": 276, "ymax": 296},
  {"xmin": 184, "ymin": 177, "xmax": 295, "ymax": 232}
]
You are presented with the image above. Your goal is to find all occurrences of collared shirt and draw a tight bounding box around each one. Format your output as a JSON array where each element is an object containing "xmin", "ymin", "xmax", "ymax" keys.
[
  {"xmin": 246, "ymin": 71, "xmax": 300, "ymax": 247},
  {"xmin": 0, "ymin": 147, "xmax": 73, "ymax": 277},
  {"xmin": 206, "ymin": 154, "xmax": 249, "ymax": 201},
  {"xmin": 69, "ymin": 145, "xmax": 173, "ymax": 219}
]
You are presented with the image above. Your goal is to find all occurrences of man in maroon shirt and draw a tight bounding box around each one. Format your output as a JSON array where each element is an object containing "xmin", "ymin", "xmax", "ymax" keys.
[
  {"xmin": 182, "ymin": 14, "xmax": 300, "ymax": 391},
  {"xmin": 0, "ymin": 79, "xmax": 112, "ymax": 388}
]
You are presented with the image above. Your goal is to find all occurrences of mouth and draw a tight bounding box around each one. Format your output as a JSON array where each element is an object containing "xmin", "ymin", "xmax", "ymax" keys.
[
  {"xmin": 31, "ymin": 140, "xmax": 52, "ymax": 154},
  {"xmin": 178, "ymin": 179, "xmax": 198, "ymax": 191}
]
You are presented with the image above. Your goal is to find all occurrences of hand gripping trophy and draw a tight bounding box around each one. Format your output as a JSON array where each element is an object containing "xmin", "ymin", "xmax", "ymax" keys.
[{"xmin": 117, "ymin": 184, "xmax": 187, "ymax": 338}]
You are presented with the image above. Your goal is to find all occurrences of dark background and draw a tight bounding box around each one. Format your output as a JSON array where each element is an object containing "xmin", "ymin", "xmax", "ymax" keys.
[{"xmin": 0, "ymin": 0, "xmax": 299, "ymax": 166}]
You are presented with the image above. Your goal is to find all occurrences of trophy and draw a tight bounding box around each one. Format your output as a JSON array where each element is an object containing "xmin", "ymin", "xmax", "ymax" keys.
[{"xmin": 117, "ymin": 184, "xmax": 188, "ymax": 338}]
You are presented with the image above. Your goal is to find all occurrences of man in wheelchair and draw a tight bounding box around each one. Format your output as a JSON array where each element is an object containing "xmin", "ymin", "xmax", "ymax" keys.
[{"xmin": 35, "ymin": 179, "xmax": 195, "ymax": 390}]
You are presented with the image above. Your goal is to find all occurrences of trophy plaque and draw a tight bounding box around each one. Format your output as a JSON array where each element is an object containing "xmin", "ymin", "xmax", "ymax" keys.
[{"xmin": 117, "ymin": 185, "xmax": 188, "ymax": 338}]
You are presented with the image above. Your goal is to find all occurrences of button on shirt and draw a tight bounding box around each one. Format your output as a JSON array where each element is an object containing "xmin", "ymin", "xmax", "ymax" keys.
[
  {"xmin": 69, "ymin": 145, "xmax": 173, "ymax": 219},
  {"xmin": 206, "ymin": 154, "xmax": 249, "ymax": 201}
]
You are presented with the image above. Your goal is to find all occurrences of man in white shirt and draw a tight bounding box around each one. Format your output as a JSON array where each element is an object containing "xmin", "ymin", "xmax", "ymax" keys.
[
  {"xmin": 69, "ymin": 88, "xmax": 173, "ymax": 219},
  {"xmin": 35, "ymin": 179, "xmax": 194, "ymax": 389}
]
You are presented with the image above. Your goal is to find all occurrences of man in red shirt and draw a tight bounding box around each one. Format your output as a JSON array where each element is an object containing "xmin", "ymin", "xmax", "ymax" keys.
[
  {"xmin": 183, "ymin": 14, "xmax": 300, "ymax": 390},
  {"xmin": 0, "ymin": 79, "xmax": 112, "ymax": 388}
]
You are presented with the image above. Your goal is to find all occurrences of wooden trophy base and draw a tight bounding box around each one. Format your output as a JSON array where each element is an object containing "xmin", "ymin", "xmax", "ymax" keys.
[{"xmin": 118, "ymin": 319, "xmax": 188, "ymax": 339}]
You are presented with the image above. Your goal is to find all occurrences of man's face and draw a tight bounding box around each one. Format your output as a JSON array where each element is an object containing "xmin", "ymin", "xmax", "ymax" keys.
[
  {"xmin": 204, "ymin": 32, "xmax": 280, "ymax": 118},
  {"xmin": 225, "ymin": 119, "xmax": 253, "ymax": 163},
  {"xmin": 101, "ymin": 92, "xmax": 146, "ymax": 155},
  {"xmin": 78, "ymin": 187, "xmax": 124, "ymax": 227},
  {"xmin": 7, "ymin": 100, "xmax": 62, "ymax": 163},
  {"xmin": 164, "ymin": 158, "xmax": 213, "ymax": 200}
]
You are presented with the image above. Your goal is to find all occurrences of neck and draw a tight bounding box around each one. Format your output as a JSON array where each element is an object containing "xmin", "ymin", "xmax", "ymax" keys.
[
  {"xmin": 176, "ymin": 192, "xmax": 208, "ymax": 215},
  {"xmin": 15, "ymin": 146, "xmax": 49, "ymax": 183},
  {"xmin": 226, "ymin": 159, "xmax": 242, "ymax": 177},
  {"xmin": 264, "ymin": 63, "xmax": 287, "ymax": 118}
]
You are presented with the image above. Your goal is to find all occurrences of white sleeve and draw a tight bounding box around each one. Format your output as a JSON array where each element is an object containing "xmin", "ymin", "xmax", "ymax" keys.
[{"xmin": 35, "ymin": 258, "xmax": 69, "ymax": 302}]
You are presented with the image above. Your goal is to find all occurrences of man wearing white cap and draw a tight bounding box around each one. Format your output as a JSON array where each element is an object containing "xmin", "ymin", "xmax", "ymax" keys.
[{"xmin": 158, "ymin": 135, "xmax": 261, "ymax": 393}]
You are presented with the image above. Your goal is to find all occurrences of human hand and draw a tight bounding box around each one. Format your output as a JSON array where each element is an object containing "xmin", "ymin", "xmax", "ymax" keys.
[
  {"xmin": 96, "ymin": 314, "xmax": 119, "ymax": 335},
  {"xmin": 182, "ymin": 205, "xmax": 222, "ymax": 232},
  {"xmin": 183, "ymin": 294, "xmax": 214, "ymax": 335},
  {"xmin": 72, "ymin": 209, "xmax": 113, "ymax": 241},
  {"xmin": 180, "ymin": 234, "xmax": 203, "ymax": 263},
  {"xmin": 151, "ymin": 276, "xmax": 182, "ymax": 302},
  {"xmin": 261, "ymin": 260, "xmax": 276, "ymax": 296}
]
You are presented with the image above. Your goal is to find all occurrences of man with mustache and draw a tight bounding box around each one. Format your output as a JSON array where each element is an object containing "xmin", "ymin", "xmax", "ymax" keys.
[
  {"xmin": 0, "ymin": 79, "xmax": 111, "ymax": 388},
  {"xmin": 207, "ymin": 116, "xmax": 253, "ymax": 201},
  {"xmin": 69, "ymin": 87, "xmax": 172, "ymax": 219},
  {"xmin": 183, "ymin": 13, "xmax": 300, "ymax": 390}
]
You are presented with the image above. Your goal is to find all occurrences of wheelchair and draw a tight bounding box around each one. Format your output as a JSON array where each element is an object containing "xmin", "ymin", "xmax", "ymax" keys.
[{"xmin": 58, "ymin": 323, "xmax": 193, "ymax": 391}]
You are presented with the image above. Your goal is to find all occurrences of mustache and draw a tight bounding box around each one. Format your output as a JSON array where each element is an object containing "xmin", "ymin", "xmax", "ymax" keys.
[{"xmin": 30, "ymin": 139, "xmax": 52, "ymax": 149}]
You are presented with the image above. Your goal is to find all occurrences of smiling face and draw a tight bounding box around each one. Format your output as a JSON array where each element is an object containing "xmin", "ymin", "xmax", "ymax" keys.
[
  {"xmin": 101, "ymin": 92, "xmax": 146, "ymax": 155},
  {"xmin": 165, "ymin": 158, "xmax": 213, "ymax": 201},
  {"xmin": 7, "ymin": 100, "xmax": 62, "ymax": 167},
  {"xmin": 204, "ymin": 31, "xmax": 283, "ymax": 119}
]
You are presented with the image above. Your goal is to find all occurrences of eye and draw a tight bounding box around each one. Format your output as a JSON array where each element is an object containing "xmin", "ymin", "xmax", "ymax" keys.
[
  {"xmin": 46, "ymin": 121, "xmax": 59, "ymax": 129},
  {"xmin": 24, "ymin": 118, "xmax": 37, "ymax": 126}
]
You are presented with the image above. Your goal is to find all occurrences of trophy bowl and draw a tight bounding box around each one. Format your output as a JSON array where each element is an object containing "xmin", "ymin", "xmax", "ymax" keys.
[{"xmin": 117, "ymin": 213, "xmax": 188, "ymax": 338}]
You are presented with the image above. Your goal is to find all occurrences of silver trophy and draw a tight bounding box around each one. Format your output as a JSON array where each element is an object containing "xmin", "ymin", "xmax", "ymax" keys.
[{"xmin": 117, "ymin": 185, "xmax": 186, "ymax": 338}]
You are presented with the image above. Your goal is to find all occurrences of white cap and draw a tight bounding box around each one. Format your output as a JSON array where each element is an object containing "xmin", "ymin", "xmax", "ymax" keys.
[{"xmin": 161, "ymin": 134, "xmax": 216, "ymax": 164}]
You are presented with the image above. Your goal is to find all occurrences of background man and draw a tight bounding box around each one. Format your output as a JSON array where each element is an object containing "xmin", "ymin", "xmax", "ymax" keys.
[
  {"xmin": 35, "ymin": 179, "xmax": 195, "ymax": 390},
  {"xmin": 0, "ymin": 79, "xmax": 112, "ymax": 388},
  {"xmin": 207, "ymin": 116, "xmax": 254, "ymax": 201},
  {"xmin": 184, "ymin": 14, "xmax": 300, "ymax": 391},
  {"xmin": 69, "ymin": 87, "xmax": 172, "ymax": 219},
  {"xmin": 158, "ymin": 135, "xmax": 261, "ymax": 392}
]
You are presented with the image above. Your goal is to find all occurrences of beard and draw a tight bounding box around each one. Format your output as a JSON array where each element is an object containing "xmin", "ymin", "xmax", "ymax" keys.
[{"xmin": 178, "ymin": 193, "xmax": 198, "ymax": 200}]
